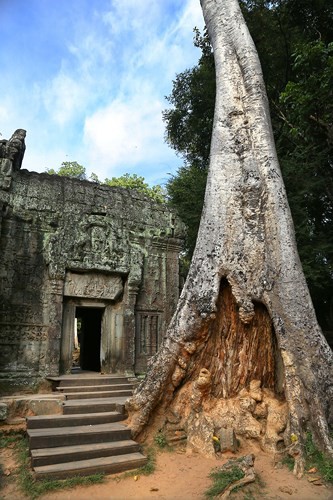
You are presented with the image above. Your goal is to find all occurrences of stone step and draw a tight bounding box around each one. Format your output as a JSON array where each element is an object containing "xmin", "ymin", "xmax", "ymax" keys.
[
  {"xmin": 56, "ymin": 383, "xmax": 136, "ymax": 393},
  {"xmin": 48, "ymin": 376, "xmax": 136, "ymax": 388},
  {"xmin": 26, "ymin": 411, "xmax": 124, "ymax": 429},
  {"xmin": 33, "ymin": 452, "xmax": 147, "ymax": 480},
  {"xmin": 64, "ymin": 390, "xmax": 133, "ymax": 400},
  {"xmin": 31, "ymin": 439, "xmax": 141, "ymax": 467},
  {"xmin": 63, "ymin": 397, "xmax": 127, "ymax": 414},
  {"xmin": 28, "ymin": 422, "xmax": 131, "ymax": 449}
]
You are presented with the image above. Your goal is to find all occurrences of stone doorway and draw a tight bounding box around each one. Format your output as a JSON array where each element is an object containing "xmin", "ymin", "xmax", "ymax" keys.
[
  {"xmin": 60, "ymin": 296, "xmax": 126, "ymax": 376},
  {"xmin": 61, "ymin": 300, "xmax": 107, "ymax": 375},
  {"xmin": 60, "ymin": 271, "xmax": 126, "ymax": 375},
  {"xmin": 75, "ymin": 307, "xmax": 104, "ymax": 372}
]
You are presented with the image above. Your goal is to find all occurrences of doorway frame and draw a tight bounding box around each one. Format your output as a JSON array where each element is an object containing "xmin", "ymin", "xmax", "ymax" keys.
[{"xmin": 60, "ymin": 298, "xmax": 119, "ymax": 374}]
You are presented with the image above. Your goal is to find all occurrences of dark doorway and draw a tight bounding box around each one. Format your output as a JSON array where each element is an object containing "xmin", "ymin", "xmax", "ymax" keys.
[{"xmin": 75, "ymin": 307, "xmax": 103, "ymax": 372}]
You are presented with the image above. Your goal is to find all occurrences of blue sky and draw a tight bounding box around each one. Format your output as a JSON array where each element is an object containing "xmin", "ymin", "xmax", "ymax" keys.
[{"xmin": 1, "ymin": 0, "xmax": 205, "ymax": 186}]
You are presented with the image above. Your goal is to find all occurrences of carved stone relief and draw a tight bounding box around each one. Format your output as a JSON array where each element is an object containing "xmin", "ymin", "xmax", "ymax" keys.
[{"xmin": 64, "ymin": 271, "xmax": 123, "ymax": 301}]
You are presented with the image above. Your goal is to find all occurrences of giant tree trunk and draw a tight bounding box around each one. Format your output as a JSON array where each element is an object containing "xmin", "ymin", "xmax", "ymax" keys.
[{"xmin": 126, "ymin": 0, "xmax": 333, "ymax": 475}]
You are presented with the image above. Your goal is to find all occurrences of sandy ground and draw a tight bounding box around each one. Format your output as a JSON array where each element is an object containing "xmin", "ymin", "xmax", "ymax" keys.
[{"xmin": 1, "ymin": 441, "xmax": 333, "ymax": 500}]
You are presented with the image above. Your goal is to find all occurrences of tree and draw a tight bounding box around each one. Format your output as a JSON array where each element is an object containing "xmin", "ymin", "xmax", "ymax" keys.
[
  {"xmin": 127, "ymin": 0, "xmax": 333, "ymax": 476},
  {"xmin": 164, "ymin": 3, "xmax": 333, "ymax": 335},
  {"xmin": 278, "ymin": 40, "xmax": 333, "ymax": 332},
  {"xmin": 46, "ymin": 161, "xmax": 87, "ymax": 180},
  {"xmin": 104, "ymin": 173, "xmax": 165, "ymax": 203},
  {"xmin": 45, "ymin": 166, "xmax": 164, "ymax": 203},
  {"xmin": 166, "ymin": 165, "xmax": 207, "ymax": 257}
]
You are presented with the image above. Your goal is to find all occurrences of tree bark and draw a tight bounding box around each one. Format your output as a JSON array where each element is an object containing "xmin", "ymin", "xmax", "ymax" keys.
[{"xmin": 126, "ymin": 0, "xmax": 333, "ymax": 476}]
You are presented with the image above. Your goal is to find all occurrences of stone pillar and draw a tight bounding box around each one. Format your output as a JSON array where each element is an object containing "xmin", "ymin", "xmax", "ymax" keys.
[
  {"xmin": 45, "ymin": 278, "xmax": 64, "ymax": 376},
  {"xmin": 123, "ymin": 283, "xmax": 139, "ymax": 375},
  {"xmin": 165, "ymin": 238, "xmax": 183, "ymax": 325},
  {"xmin": 60, "ymin": 299, "xmax": 75, "ymax": 374}
]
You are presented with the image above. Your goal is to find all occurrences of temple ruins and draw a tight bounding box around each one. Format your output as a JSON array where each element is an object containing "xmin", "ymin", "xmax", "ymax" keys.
[{"xmin": 0, "ymin": 130, "xmax": 184, "ymax": 394}]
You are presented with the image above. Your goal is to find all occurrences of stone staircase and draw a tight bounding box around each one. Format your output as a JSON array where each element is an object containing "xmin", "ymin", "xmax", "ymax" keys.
[{"xmin": 26, "ymin": 374, "xmax": 147, "ymax": 479}]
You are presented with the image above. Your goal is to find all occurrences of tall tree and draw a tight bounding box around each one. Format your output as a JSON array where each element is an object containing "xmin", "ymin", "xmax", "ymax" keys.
[
  {"xmin": 164, "ymin": 2, "xmax": 333, "ymax": 334},
  {"xmin": 127, "ymin": 0, "xmax": 333, "ymax": 476}
]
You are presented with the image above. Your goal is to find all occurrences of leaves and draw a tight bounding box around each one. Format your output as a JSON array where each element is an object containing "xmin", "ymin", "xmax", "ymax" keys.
[
  {"xmin": 46, "ymin": 161, "xmax": 86, "ymax": 180},
  {"xmin": 104, "ymin": 173, "xmax": 165, "ymax": 203}
]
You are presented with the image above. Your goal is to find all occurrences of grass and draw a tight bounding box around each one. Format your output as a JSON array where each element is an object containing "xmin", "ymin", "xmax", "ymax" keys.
[
  {"xmin": 0, "ymin": 431, "xmax": 25, "ymax": 448},
  {"xmin": 120, "ymin": 446, "xmax": 156, "ymax": 478},
  {"xmin": 135, "ymin": 446, "xmax": 157, "ymax": 475},
  {"xmin": 304, "ymin": 432, "xmax": 333, "ymax": 484},
  {"xmin": 1, "ymin": 429, "xmax": 158, "ymax": 497},
  {"xmin": 281, "ymin": 454, "xmax": 295, "ymax": 471},
  {"xmin": 281, "ymin": 432, "xmax": 333, "ymax": 484},
  {"xmin": 1, "ymin": 432, "xmax": 105, "ymax": 499},
  {"xmin": 205, "ymin": 465, "xmax": 245, "ymax": 498}
]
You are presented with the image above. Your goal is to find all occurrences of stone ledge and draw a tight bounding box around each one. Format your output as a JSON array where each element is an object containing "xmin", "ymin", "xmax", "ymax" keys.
[{"xmin": 0, "ymin": 394, "xmax": 65, "ymax": 425}]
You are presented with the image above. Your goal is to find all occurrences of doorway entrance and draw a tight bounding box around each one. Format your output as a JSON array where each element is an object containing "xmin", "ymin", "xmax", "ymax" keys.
[
  {"xmin": 61, "ymin": 296, "xmax": 125, "ymax": 375},
  {"xmin": 75, "ymin": 307, "xmax": 103, "ymax": 372}
]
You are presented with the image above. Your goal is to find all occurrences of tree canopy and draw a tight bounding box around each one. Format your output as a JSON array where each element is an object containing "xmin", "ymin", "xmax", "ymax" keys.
[
  {"xmin": 104, "ymin": 173, "xmax": 165, "ymax": 203},
  {"xmin": 163, "ymin": 0, "xmax": 333, "ymax": 334},
  {"xmin": 46, "ymin": 161, "xmax": 86, "ymax": 180},
  {"xmin": 45, "ymin": 164, "xmax": 165, "ymax": 203}
]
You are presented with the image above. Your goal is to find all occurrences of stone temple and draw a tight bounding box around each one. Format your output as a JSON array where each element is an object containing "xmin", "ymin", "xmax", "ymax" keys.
[{"xmin": 0, "ymin": 130, "xmax": 184, "ymax": 395}]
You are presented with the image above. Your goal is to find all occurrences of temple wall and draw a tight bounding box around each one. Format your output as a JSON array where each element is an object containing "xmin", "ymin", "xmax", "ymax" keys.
[{"xmin": 0, "ymin": 169, "xmax": 183, "ymax": 393}]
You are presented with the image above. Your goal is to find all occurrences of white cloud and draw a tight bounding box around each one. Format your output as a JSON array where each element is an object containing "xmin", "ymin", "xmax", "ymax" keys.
[
  {"xmin": 1, "ymin": 0, "xmax": 206, "ymax": 182},
  {"xmin": 83, "ymin": 92, "xmax": 166, "ymax": 174},
  {"xmin": 81, "ymin": 0, "xmax": 205, "ymax": 182},
  {"xmin": 42, "ymin": 72, "xmax": 88, "ymax": 126}
]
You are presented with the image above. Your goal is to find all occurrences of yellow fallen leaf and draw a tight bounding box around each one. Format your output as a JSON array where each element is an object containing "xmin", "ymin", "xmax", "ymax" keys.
[
  {"xmin": 308, "ymin": 476, "xmax": 321, "ymax": 482},
  {"xmin": 134, "ymin": 475, "xmax": 139, "ymax": 481},
  {"xmin": 308, "ymin": 467, "xmax": 317, "ymax": 473}
]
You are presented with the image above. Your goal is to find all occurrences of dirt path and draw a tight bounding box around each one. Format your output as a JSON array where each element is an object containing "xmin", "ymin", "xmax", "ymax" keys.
[{"xmin": 2, "ymin": 443, "xmax": 333, "ymax": 500}]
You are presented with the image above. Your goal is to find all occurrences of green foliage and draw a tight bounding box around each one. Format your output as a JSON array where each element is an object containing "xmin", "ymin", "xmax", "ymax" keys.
[
  {"xmin": 304, "ymin": 432, "xmax": 333, "ymax": 483},
  {"xmin": 282, "ymin": 454, "xmax": 295, "ymax": 471},
  {"xmin": 46, "ymin": 161, "xmax": 86, "ymax": 180},
  {"xmin": 278, "ymin": 40, "xmax": 333, "ymax": 330},
  {"xmin": 205, "ymin": 465, "xmax": 245, "ymax": 498},
  {"xmin": 121, "ymin": 446, "xmax": 156, "ymax": 477},
  {"xmin": 136, "ymin": 447, "xmax": 156, "ymax": 475},
  {"xmin": 166, "ymin": 165, "xmax": 207, "ymax": 259},
  {"xmin": 104, "ymin": 173, "xmax": 165, "ymax": 203},
  {"xmin": 154, "ymin": 431, "xmax": 168, "ymax": 449},
  {"xmin": 163, "ymin": 28, "xmax": 215, "ymax": 170},
  {"xmin": 89, "ymin": 172, "xmax": 100, "ymax": 183},
  {"xmin": 44, "ymin": 165, "xmax": 165, "ymax": 203},
  {"xmin": 0, "ymin": 431, "xmax": 23, "ymax": 448}
]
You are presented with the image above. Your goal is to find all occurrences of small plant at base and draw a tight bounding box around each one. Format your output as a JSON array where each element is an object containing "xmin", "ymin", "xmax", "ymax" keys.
[
  {"xmin": 154, "ymin": 431, "xmax": 168, "ymax": 449},
  {"xmin": 304, "ymin": 432, "xmax": 333, "ymax": 484},
  {"xmin": 282, "ymin": 454, "xmax": 295, "ymax": 471},
  {"xmin": 0, "ymin": 431, "xmax": 23, "ymax": 448},
  {"xmin": 120, "ymin": 447, "xmax": 156, "ymax": 478},
  {"xmin": 205, "ymin": 465, "xmax": 245, "ymax": 498},
  {"xmin": 243, "ymin": 491, "xmax": 256, "ymax": 500}
]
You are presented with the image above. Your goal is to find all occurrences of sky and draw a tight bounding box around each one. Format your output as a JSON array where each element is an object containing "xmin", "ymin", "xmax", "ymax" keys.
[{"xmin": 1, "ymin": 0, "xmax": 205, "ymax": 186}]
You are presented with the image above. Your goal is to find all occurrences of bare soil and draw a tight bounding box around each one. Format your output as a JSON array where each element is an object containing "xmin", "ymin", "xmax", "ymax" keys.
[{"xmin": 1, "ymin": 440, "xmax": 333, "ymax": 500}]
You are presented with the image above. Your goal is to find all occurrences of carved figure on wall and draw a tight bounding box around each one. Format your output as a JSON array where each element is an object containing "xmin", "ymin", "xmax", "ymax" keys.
[
  {"xmin": 0, "ymin": 129, "xmax": 26, "ymax": 190},
  {"xmin": 0, "ymin": 129, "xmax": 26, "ymax": 171}
]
